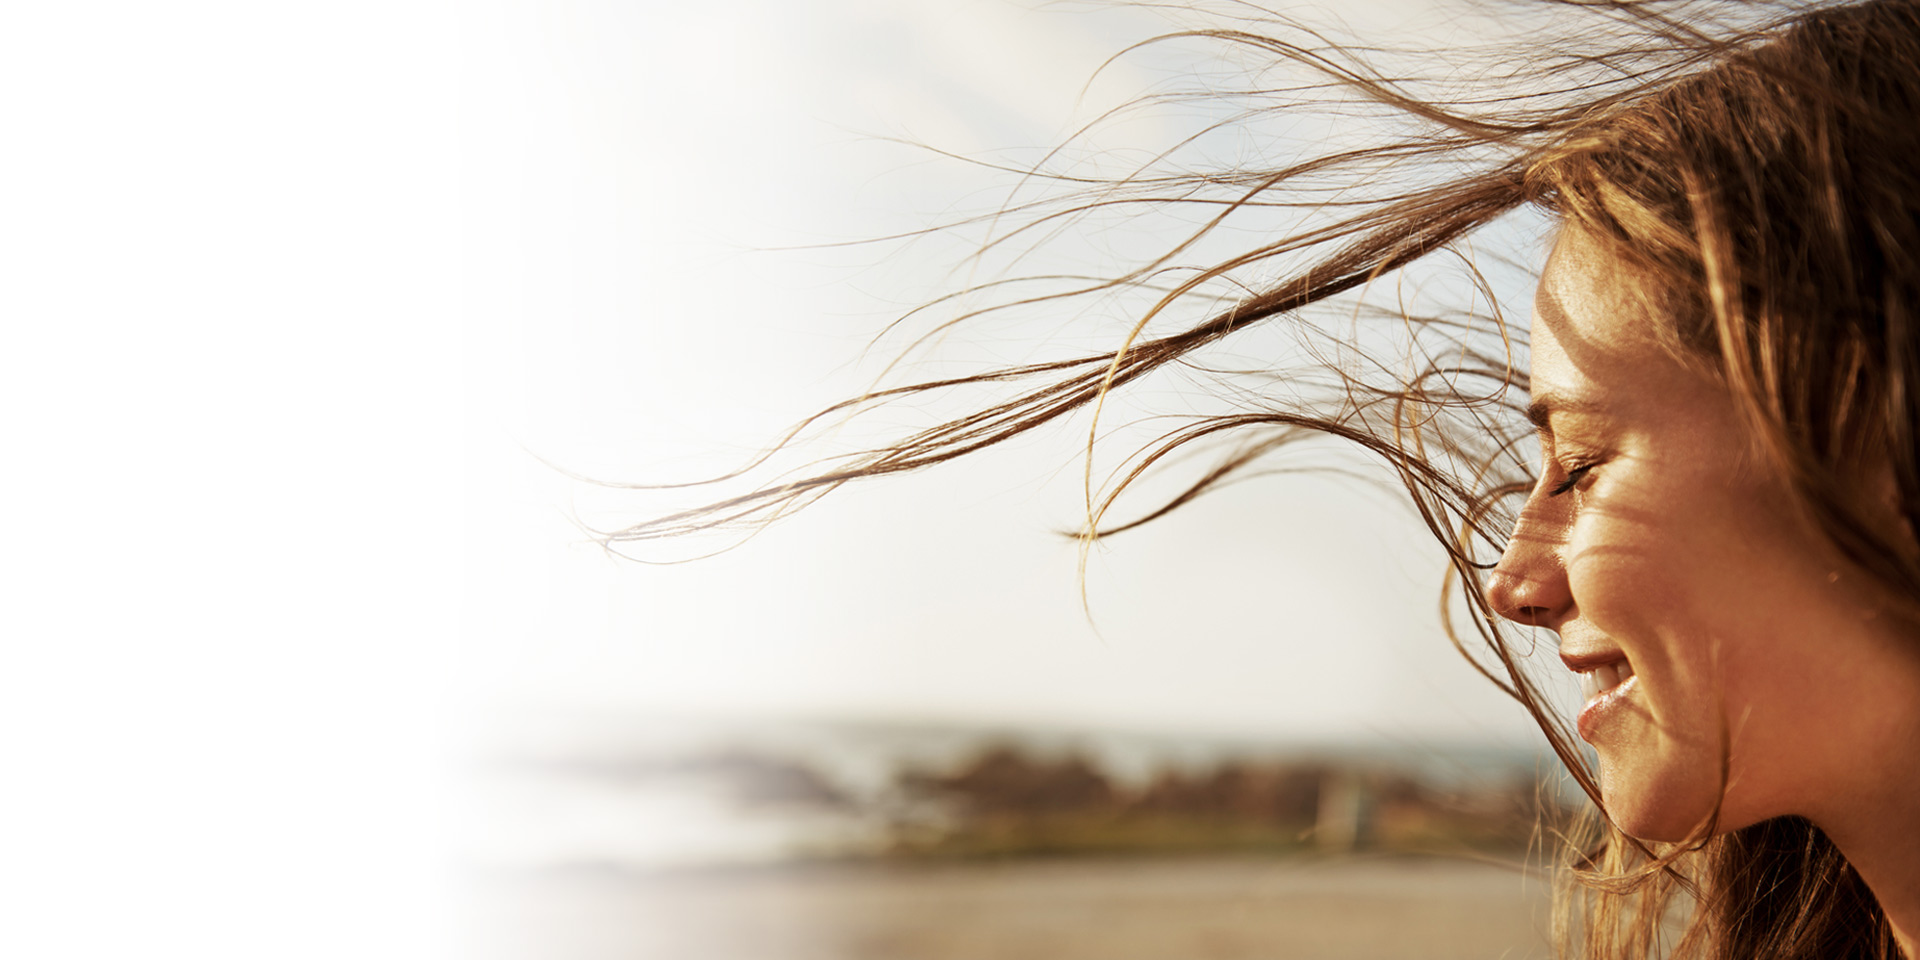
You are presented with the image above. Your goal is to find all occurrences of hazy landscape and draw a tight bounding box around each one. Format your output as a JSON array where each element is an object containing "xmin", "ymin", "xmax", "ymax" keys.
[{"xmin": 457, "ymin": 716, "xmax": 1572, "ymax": 959}]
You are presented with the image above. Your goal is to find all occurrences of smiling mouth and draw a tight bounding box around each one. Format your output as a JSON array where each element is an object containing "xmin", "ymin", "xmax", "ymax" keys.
[{"xmin": 1577, "ymin": 659, "xmax": 1635, "ymax": 703}]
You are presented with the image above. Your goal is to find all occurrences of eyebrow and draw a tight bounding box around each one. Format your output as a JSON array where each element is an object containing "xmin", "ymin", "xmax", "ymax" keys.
[{"xmin": 1526, "ymin": 389, "xmax": 1608, "ymax": 433}]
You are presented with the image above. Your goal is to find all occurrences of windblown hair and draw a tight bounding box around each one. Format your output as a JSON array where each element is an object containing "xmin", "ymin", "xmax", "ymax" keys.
[{"xmin": 615, "ymin": 1, "xmax": 1920, "ymax": 955}]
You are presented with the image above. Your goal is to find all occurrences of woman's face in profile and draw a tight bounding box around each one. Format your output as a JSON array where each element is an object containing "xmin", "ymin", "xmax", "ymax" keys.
[{"xmin": 1492, "ymin": 228, "xmax": 1920, "ymax": 842}]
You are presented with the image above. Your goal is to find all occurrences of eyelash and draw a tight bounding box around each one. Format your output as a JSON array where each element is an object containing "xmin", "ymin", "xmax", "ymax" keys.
[{"xmin": 1548, "ymin": 461, "xmax": 1597, "ymax": 497}]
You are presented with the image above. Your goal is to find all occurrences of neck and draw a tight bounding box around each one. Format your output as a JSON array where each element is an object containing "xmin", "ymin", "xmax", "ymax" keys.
[{"xmin": 1818, "ymin": 784, "xmax": 1920, "ymax": 958}]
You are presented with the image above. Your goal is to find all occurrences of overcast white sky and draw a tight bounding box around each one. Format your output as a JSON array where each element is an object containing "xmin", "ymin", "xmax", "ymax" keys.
[{"xmin": 460, "ymin": 0, "xmax": 1568, "ymax": 745}]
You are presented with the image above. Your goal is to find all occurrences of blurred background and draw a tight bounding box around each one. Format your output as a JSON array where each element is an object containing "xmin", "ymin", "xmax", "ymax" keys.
[
  {"xmin": 5, "ymin": 2, "xmax": 1603, "ymax": 959},
  {"xmin": 459, "ymin": 1, "xmax": 1585, "ymax": 958}
]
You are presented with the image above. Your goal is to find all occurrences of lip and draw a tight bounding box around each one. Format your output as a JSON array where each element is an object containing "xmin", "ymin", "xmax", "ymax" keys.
[
  {"xmin": 1559, "ymin": 646, "xmax": 1637, "ymax": 742},
  {"xmin": 1560, "ymin": 648, "xmax": 1626, "ymax": 672},
  {"xmin": 1576, "ymin": 669, "xmax": 1638, "ymax": 742}
]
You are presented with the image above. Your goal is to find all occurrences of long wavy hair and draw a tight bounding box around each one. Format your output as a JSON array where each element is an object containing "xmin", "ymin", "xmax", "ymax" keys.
[{"xmin": 611, "ymin": 1, "xmax": 1920, "ymax": 955}]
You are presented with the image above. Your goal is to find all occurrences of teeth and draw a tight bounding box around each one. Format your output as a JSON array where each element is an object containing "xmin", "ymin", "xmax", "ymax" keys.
[{"xmin": 1579, "ymin": 661, "xmax": 1630, "ymax": 702}]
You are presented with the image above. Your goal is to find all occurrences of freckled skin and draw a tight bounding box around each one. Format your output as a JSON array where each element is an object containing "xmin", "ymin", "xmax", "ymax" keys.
[{"xmin": 1490, "ymin": 228, "xmax": 1920, "ymax": 844}]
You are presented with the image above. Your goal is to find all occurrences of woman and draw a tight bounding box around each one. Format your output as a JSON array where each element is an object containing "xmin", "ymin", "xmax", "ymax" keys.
[{"xmin": 623, "ymin": 1, "xmax": 1920, "ymax": 955}]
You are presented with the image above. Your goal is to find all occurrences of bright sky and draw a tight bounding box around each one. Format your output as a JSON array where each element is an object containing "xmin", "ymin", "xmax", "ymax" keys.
[
  {"xmin": 461, "ymin": 0, "xmax": 1569, "ymax": 745},
  {"xmin": 9, "ymin": 5, "xmax": 460, "ymax": 959}
]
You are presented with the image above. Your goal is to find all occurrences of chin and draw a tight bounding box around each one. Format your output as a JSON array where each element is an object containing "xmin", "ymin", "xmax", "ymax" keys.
[
  {"xmin": 1605, "ymin": 802, "xmax": 1704, "ymax": 843},
  {"xmin": 1596, "ymin": 753, "xmax": 1729, "ymax": 843}
]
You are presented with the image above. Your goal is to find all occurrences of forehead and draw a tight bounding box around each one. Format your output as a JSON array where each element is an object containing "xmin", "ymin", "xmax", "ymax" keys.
[
  {"xmin": 1531, "ymin": 228, "xmax": 1678, "ymax": 403},
  {"xmin": 1527, "ymin": 226, "xmax": 1741, "ymax": 443}
]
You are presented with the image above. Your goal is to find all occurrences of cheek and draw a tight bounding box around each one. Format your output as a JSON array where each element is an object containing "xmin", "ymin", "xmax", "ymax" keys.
[
  {"xmin": 1565, "ymin": 481, "xmax": 1855, "ymax": 838},
  {"xmin": 1564, "ymin": 471, "xmax": 1764, "ymax": 681},
  {"xmin": 1570, "ymin": 498, "xmax": 1754, "ymax": 718},
  {"xmin": 1563, "ymin": 505, "xmax": 1743, "ymax": 839},
  {"xmin": 1564, "ymin": 513, "xmax": 1696, "ymax": 666}
]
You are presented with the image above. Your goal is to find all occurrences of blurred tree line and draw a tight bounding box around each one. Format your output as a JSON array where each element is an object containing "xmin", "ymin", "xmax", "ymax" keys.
[{"xmin": 883, "ymin": 745, "xmax": 1557, "ymax": 860}]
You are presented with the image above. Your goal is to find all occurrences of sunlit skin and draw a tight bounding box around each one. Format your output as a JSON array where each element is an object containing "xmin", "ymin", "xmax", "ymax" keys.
[{"xmin": 1489, "ymin": 227, "xmax": 1920, "ymax": 954}]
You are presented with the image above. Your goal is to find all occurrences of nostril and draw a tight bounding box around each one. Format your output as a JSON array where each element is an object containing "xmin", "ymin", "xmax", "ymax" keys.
[
  {"xmin": 1486, "ymin": 540, "xmax": 1571, "ymax": 627},
  {"xmin": 1486, "ymin": 570, "xmax": 1534, "ymax": 622}
]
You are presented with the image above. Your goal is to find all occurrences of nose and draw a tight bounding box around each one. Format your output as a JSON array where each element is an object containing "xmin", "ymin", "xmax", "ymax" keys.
[{"xmin": 1486, "ymin": 504, "xmax": 1574, "ymax": 627}]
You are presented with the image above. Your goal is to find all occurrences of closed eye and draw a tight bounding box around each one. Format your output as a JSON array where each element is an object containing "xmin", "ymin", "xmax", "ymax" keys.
[{"xmin": 1549, "ymin": 462, "xmax": 1596, "ymax": 497}]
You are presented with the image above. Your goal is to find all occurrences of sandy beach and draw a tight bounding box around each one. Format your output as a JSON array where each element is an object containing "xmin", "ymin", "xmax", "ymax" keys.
[{"xmin": 461, "ymin": 855, "xmax": 1552, "ymax": 960}]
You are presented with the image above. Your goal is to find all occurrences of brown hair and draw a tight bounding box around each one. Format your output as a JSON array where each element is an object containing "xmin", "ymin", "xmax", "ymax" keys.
[{"xmin": 612, "ymin": 1, "xmax": 1920, "ymax": 955}]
